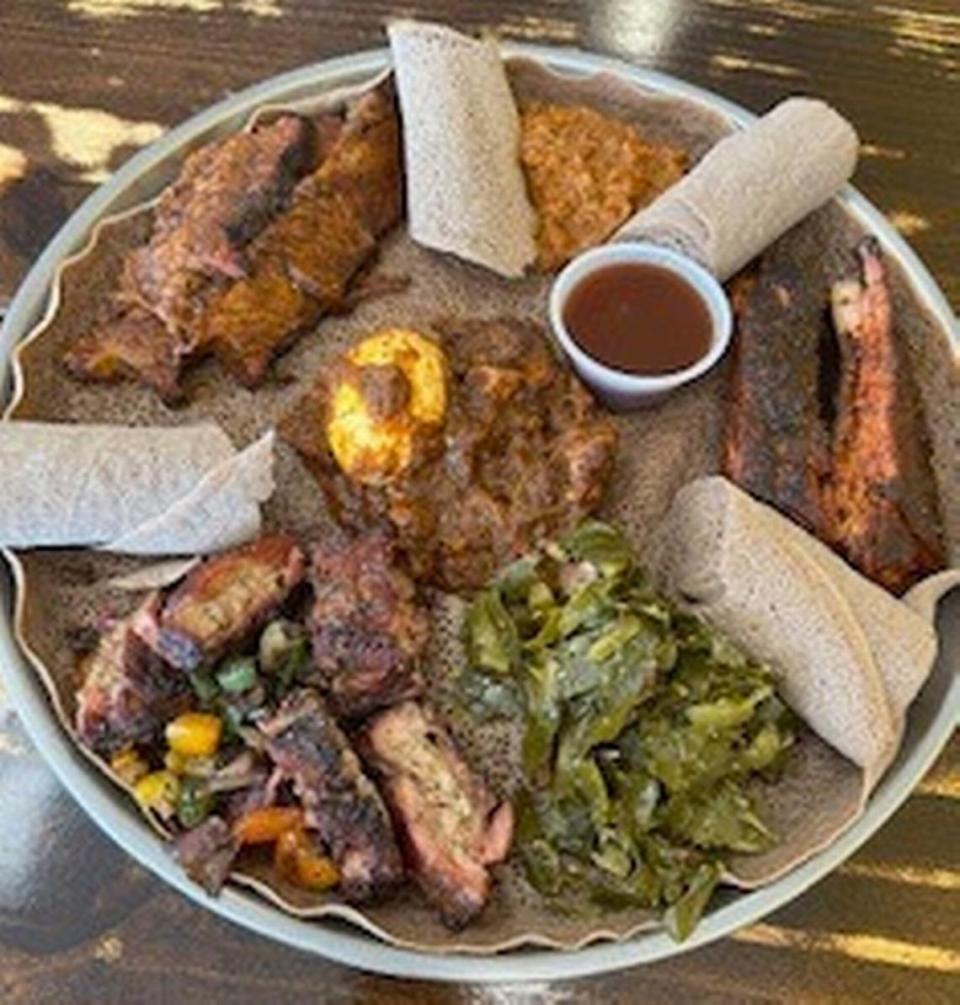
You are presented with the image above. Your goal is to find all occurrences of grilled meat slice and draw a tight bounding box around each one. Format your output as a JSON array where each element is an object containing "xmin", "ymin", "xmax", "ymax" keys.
[
  {"xmin": 259, "ymin": 689, "xmax": 403, "ymax": 901},
  {"xmin": 824, "ymin": 239, "xmax": 944, "ymax": 592},
  {"xmin": 311, "ymin": 82, "xmax": 403, "ymax": 237},
  {"xmin": 75, "ymin": 596, "xmax": 190, "ymax": 754},
  {"xmin": 62, "ymin": 307, "xmax": 186, "ymax": 402},
  {"xmin": 134, "ymin": 535, "xmax": 306, "ymax": 671},
  {"xmin": 199, "ymin": 84, "xmax": 401, "ymax": 386},
  {"xmin": 309, "ymin": 533, "xmax": 427, "ymax": 718},
  {"xmin": 361, "ymin": 701, "xmax": 514, "ymax": 929},
  {"xmin": 200, "ymin": 256, "xmax": 319, "ymax": 387},
  {"xmin": 723, "ymin": 264, "xmax": 831, "ymax": 534},
  {"xmin": 121, "ymin": 114, "xmax": 315, "ymax": 333},
  {"xmin": 266, "ymin": 186, "xmax": 376, "ymax": 306}
]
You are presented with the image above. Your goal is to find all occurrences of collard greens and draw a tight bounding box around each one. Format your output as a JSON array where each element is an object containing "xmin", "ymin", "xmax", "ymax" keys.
[{"xmin": 463, "ymin": 521, "xmax": 796, "ymax": 940}]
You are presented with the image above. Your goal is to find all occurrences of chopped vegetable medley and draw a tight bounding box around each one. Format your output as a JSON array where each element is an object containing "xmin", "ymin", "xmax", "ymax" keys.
[{"xmin": 463, "ymin": 521, "xmax": 796, "ymax": 940}]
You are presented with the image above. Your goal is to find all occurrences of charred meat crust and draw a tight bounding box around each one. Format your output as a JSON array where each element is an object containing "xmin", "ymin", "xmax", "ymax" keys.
[
  {"xmin": 724, "ymin": 241, "xmax": 945, "ymax": 593},
  {"xmin": 824, "ymin": 238, "xmax": 944, "ymax": 592},
  {"xmin": 722, "ymin": 264, "xmax": 830, "ymax": 535},
  {"xmin": 259, "ymin": 689, "xmax": 403, "ymax": 902},
  {"xmin": 120, "ymin": 115, "xmax": 316, "ymax": 333},
  {"xmin": 360, "ymin": 701, "xmax": 514, "ymax": 929},
  {"xmin": 75, "ymin": 595, "xmax": 191, "ymax": 754},
  {"xmin": 134, "ymin": 534, "xmax": 306, "ymax": 671},
  {"xmin": 64, "ymin": 84, "xmax": 402, "ymax": 396},
  {"xmin": 198, "ymin": 84, "xmax": 401, "ymax": 387},
  {"xmin": 309, "ymin": 533, "xmax": 427, "ymax": 718}
]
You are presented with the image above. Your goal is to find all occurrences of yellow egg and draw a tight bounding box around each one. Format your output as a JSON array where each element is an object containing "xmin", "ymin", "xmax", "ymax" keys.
[{"xmin": 327, "ymin": 329, "xmax": 447, "ymax": 484}]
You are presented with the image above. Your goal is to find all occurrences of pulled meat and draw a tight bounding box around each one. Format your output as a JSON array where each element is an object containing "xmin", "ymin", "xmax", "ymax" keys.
[
  {"xmin": 75, "ymin": 596, "xmax": 190, "ymax": 754},
  {"xmin": 134, "ymin": 535, "xmax": 305, "ymax": 671},
  {"xmin": 282, "ymin": 316, "xmax": 618, "ymax": 591},
  {"xmin": 361, "ymin": 701, "xmax": 514, "ymax": 929},
  {"xmin": 824, "ymin": 239, "xmax": 944, "ymax": 592},
  {"xmin": 309, "ymin": 533, "xmax": 427, "ymax": 718},
  {"xmin": 259, "ymin": 689, "xmax": 403, "ymax": 901}
]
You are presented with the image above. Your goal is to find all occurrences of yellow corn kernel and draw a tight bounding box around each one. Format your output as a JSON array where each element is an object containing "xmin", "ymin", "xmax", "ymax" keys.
[
  {"xmin": 133, "ymin": 770, "xmax": 180, "ymax": 817},
  {"xmin": 110, "ymin": 747, "xmax": 149, "ymax": 786},
  {"xmin": 165, "ymin": 712, "xmax": 222, "ymax": 759}
]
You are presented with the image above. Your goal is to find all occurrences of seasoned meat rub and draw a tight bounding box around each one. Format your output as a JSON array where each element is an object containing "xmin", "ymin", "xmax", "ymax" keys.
[
  {"xmin": 134, "ymin": 535, "xmax": 306, "ymax": 671},
  {"xmin": 309, "ymin": 533, "xmax": 427, "ymax": 718},
  {"xmin": 65, "ymin": 85, "xmax": 402, "ymax": 396},
  {"xmin": 824, "ymin": 239, "xmax": 944, "ymax": 592},
  {"xmin": 199, "ymin": 84, "xmax": 402, "ymax": 386},
  {"xmin": 121, "ymin": 114, "xmax": 316, "ymax": 335},
  {"xmin": 260, "ymin": 689, "xmax": 403, "ymax": 901},
  {"xmin": 361, "ymin": 701, "xmax": 514, "ymax": 929}
]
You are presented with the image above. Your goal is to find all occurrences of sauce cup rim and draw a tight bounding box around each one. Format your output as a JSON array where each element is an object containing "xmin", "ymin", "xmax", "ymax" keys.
[{"xmin": 548, "ymin": 242, "xmax": 733, "ymax": 396}]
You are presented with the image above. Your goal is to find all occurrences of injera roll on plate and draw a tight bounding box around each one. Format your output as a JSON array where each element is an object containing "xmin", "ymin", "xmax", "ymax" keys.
[{"xmin": 4, "ymin": 55, "xmax": 958, "ymax": 953}]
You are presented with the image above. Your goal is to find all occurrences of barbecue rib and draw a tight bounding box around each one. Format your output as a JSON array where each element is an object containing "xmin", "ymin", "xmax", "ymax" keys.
[
  {"xmin": 309, "ymin": 533, "xmax": 427, "ymax": 718},
  {"xmin": 120, "ymin": 114, "xmax": 316, "ymax": 334},
  {"xmin": 134, "ymin": 535, "xmax": 306, "ymax": 672},
  {"xmin": 259, "ymin": 689, "xmax": 403, "ymax": 901},
  {"xmin": 65, "ymin": 84, "xmax": 402, "ymax": 396},
  {"xmin": 199, "ymin": 84, "xmax": 401, "ymax": 386},
  {"xmin": 723, "ymin": 263, "xmax": 830, "ymax": 535},
  {"xmin": 824, "ymin": 238, "xmax": 944, "ymax": 592},
  {"xmin": 75, "ymin": 596, "xmax": 190, "ymax": 754},
  {"xmin": 361, "ymin": 701, "xmax": 514, "ymax": 929}
]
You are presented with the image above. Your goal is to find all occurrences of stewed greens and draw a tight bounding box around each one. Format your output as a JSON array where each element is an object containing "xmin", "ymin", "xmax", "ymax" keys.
[{"xmin": 463, "ymin": 521, "xmax": 795, "ymax": 940}]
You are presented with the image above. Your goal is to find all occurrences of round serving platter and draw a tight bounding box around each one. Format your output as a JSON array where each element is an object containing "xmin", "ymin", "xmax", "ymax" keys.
[{"xmin": 1, "ymin": 44, "xmax": 958, "ymax": 983}]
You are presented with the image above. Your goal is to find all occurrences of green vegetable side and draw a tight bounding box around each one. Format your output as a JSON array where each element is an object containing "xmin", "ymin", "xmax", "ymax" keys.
[{"xmin": 462, "ymin": 521, "xmax": 797, "ymax": 941}]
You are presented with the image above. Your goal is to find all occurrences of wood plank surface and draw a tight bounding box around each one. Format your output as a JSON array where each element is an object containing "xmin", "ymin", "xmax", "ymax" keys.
[{"xmin": 1, "ymin": 2, "xmax": 958, "ymax": 1002}]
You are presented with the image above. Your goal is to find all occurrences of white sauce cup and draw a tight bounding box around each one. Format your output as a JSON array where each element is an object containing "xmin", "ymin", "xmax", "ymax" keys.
[{"xmin": 549, "ymin": 242, "xmax": 733, "ymax": 410}]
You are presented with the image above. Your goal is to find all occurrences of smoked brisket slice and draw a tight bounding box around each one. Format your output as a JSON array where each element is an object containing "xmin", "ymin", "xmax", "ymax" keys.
[
  {"xmin": 120, "ymin": 114, "xmax": 316, "ymax": 334},
  {"xmin": 75, "ymin": 595, "xmax": 190, "ymax": 754},
  {"xmin": 198, "ymin": 83, "xmax": 402, "ymax": 385}
]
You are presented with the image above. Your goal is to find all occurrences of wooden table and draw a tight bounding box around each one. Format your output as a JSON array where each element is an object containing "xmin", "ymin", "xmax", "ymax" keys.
[{"xmin": 1, "ymin": 1, "xmax": 957, "ymax": 1001}]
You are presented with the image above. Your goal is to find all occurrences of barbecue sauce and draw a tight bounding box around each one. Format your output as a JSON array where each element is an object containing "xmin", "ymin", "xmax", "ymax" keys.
[{"xmin": 563, "ymin": 262, "xmax": 712, "ymax": 375}]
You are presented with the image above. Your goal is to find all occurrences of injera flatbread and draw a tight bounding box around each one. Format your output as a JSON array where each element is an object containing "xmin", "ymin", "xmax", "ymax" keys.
[
  {"xmin": 4, "ymin": 55, "xmax": 958, "ymax": 953},
  {"xmin": 0, "ymin": 421, "xmax": 273, "ymax": 554},
  {"xmin": 617, "ymin": 97, "xmax": 860, "ymax": 280}
]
